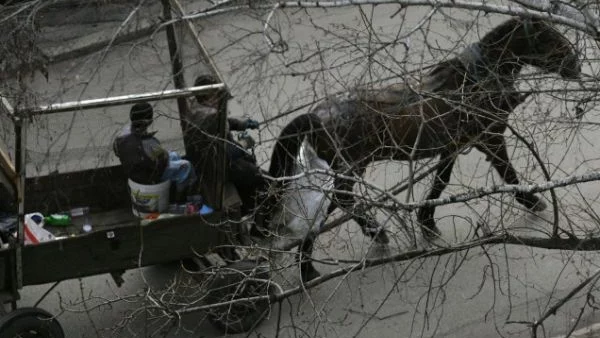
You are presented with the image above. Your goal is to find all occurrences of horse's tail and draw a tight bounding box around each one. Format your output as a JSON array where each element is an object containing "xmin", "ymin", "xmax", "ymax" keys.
[{"xmin": 268, "ymin": 113, "xmax": 323, "ymax": 178}]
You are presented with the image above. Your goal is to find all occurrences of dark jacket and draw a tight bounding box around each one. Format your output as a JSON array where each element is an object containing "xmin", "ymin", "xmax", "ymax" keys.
[
  {"xmin": 113, "ymin": 125, "xmax": 169, "ymax": 184},
  {"xmin": 187, "ymin": 102, "xmax": 253, "ymax": 162}
]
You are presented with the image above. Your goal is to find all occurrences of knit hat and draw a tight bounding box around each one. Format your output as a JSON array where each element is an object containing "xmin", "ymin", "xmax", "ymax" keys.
[
  {"xmin": 130, "ymin": 102, "xmax": 153, "ymax": 127},
  {"xmin": 193, "ymin": 75, "xmax": 218, "ymax": 87}
]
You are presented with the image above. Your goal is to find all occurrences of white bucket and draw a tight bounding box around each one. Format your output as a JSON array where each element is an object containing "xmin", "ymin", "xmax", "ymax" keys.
[{"xmin": 128, "ymin": 179, "xmax": 171, "ymax": 218}]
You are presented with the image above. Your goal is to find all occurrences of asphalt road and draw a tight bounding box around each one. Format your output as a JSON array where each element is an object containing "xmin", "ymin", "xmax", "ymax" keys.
[{"xmin": 10, "ymin": 1, "xmax": 600, "ymax": 337}]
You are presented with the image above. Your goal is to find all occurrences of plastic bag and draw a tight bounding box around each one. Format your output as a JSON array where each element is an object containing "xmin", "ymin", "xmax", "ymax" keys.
[
  {"xmin": 269, "ymin": 141, "xmax": 332, "ymax": 249},
  {"xmin": 24, "ymin": 213, "xmax": 56, "ymax": 245}
]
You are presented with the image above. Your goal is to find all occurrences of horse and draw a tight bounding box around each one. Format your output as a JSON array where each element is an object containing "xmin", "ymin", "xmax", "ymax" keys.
[{"xmin": 267, "ymin": 17, "xmax": 582, "ymax": 282}]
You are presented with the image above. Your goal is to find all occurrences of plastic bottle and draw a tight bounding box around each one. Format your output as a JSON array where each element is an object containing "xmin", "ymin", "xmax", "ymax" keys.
[
  {"xmin": 199, "ymin": 204, "xmax": 214, "ymax": 215},
  {"xmin": 70, "ymin": 207, "xmax": 88, "ymax": 218},
  {"xmin": 44, "ymin": 214, "xmax": 71, "ymax": 226},
  {"xmin": 71, "ymin": 207, "xmax": 92, "ymax": 233}
]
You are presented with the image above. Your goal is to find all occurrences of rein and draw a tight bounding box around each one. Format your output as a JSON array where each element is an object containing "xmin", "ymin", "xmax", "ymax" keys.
[{"xmin": 522, "ymin": 19, "xmax": 537, "ymax": 55}]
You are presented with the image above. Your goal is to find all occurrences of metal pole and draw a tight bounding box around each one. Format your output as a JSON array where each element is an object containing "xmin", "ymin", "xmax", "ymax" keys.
[
  {"xmin": 22, "ymin": 84, "xmax": 225, "ymax": 116},
  {"xmin": 161, "ymin": 0, "xmax": 190, "ymax": 139},
  {"xmin": 214, "ymin": 94, "xmax": 227, "ymax": 211},
  {"xmin": 170, "ymin": 0, "xmax": 228, "ymax": 86},
  {"xmin": 14, "ymin": 116, "xmax": 26, "ymax": 290}
]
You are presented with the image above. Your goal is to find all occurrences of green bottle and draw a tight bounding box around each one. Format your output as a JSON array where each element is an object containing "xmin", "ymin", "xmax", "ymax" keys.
[{"xmin": 44, "ymin": 214, "xmax": 71, "ymax": 226}]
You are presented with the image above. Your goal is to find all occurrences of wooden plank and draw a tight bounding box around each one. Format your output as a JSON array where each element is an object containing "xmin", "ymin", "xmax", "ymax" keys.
[
  {"xmin": 0, "ymin": 249, "xmax": 9, "ymax": 292},
  {"xmin": 0, "ymin": 147, "xmax": 15, "ymax": 189},
  {"xmin": 24, "ymin": 165, "xmax": 130, "ymax": 213},
  {"xmin": 0, "ymin": 247, "xmax": 19, "ymax": 304},
  {"xmin": 161, "ymin": 0, "xmax": 191, "ymax": 137},
  {"xmin": 21, "ymin": 212, "xmax": 237, "ymax": 286},
  {"xmin": 0, "ymin": 97, "xmax": 17, "ymax": 208},
  {"xmin": 170, "ymin": 0, "xmax": 228, "ymax": 85}
]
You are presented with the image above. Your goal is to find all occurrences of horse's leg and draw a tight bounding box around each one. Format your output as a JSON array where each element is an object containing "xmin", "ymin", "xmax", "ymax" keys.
[
  {"xmin": 298, "ymin": 230, "xmax": 320, "ymax": 282},
  {"xmin": 353, "ymin": 201, "xmax": 389, "ymax": 244},
  {"xmin": 327, "ymin": 170, "xmax": 390, "ymax": 244},
  {"xmin": 475, "ymin": 136, "xmax": 547, "ymax": 211},
  {"xmin": 417, "ymin": 152, "xmax": 456, "ymax": 239}
]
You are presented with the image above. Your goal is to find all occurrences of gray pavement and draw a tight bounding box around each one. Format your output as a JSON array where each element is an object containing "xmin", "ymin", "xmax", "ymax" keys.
[{"xmin": 8, "ymin": 1, "xmax": 600, "ymax": 338}]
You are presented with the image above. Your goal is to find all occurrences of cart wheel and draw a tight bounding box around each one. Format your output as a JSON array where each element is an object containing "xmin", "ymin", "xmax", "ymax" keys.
[
  {"xmin": 205, "ymin": 260, "xmax": 273, "ymax": 333},
  {"xmin": 0, "ymin": 307, "xmax": 64, "ymax": 338}
]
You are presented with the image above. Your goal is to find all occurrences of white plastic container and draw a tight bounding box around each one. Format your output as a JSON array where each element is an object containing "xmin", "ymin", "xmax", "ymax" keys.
[{"xmin": 127, "ymin": 179, "xmax": 171, "ymax": 218}]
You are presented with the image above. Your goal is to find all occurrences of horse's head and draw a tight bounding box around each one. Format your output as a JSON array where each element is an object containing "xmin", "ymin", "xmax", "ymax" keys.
[
  {"xmin": 482, "ymin": 17, "xmax": 581, "ymax": 80},
  {"xmin": 518, "ymin": 19, "xmax": 581, "ymax": 79}
]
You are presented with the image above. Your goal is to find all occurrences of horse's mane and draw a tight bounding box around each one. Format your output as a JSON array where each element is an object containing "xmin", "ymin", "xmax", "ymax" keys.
[
  {"xmin": 480, "ymin": 17, "xmax": 525, "ymax": 46},
  {"xmin": 427, "ymin": 17, "xmax": 543, "ymax": 81},
  {"xmin": 353, "ymin": 17, "xmax": 555, "ymax": 106}
]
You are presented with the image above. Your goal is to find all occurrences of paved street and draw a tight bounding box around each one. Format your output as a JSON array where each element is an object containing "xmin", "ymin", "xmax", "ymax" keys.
[{"xmin": 8, "ymin": 1, "xmax": 600, "ymax": 337}]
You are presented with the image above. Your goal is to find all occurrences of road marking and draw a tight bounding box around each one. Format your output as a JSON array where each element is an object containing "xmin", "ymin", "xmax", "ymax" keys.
[{"xmin": 552, "ymin": 322, "xmax": 600, "ymax": 338}]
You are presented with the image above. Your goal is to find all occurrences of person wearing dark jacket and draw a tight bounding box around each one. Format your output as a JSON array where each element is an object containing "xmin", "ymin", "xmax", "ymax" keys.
[
  {"xmin": 189, "ymin": 75, "xmax": 266, "ymax": 215},
  {"xmin": 113, "ymin": 102, "xmax": 197, "ymax": 200}
]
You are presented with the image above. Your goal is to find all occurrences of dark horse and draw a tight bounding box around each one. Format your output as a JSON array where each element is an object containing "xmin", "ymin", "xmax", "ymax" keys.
[{"xmin": 267, "ymin": 17, "xmax": 581, "ymax": 281}]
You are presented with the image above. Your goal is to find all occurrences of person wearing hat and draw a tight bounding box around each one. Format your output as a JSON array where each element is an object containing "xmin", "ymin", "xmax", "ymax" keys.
[
  {"xmin": 190, "ymin": 75, "xmax": 260, "ymax": 157},
  {"xmin": 113, "ymin": 102, "xmax": 197, "ymax": 200},
  {"xmin": 188, "ymin": 75, "xmax": 265, "ymax": 215}
]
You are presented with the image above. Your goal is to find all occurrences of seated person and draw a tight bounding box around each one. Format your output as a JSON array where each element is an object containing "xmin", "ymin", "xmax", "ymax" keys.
[
  {"xmin": 189, "ymin": 75, "xmax": 266, "ymax": 215},
  {"xmin": 113, "ymin": 102, "xmax": 197, "ymax": 201}
]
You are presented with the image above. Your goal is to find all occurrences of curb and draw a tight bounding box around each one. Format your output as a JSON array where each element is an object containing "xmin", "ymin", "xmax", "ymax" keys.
[
  {"xmin": 39, "ymin": 11, "xmax": 160, "ymax": 63},
  {"xmin": 41, "ymin": 21, "xmax": 160, "ymax": 64},
  {"xmin": 551, "ymin": 322, "xmax": 600, "ymax": 338},
  {"xmin": 36, "ymin": 0, "xmax": 182, "ymax": 63},
  {"xmin": 36, "ymin": 1, "xmax": 221, "ymax": 65}
]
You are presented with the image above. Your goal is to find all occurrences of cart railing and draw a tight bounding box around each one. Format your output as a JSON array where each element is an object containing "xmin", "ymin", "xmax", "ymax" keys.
[{"xmin": 27, "ymin": 84, "xmax": 226, "ymax": 115}]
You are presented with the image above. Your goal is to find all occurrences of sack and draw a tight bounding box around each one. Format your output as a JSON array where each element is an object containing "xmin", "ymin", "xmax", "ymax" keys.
[{"xmin": 24, "ymin": 213, "xmax": 56, "ymax": 245}]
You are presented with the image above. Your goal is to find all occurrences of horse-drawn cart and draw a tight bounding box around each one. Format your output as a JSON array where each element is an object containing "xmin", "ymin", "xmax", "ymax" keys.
[{"xmin": 0, "ymin": 2, "xmax": 274, "ymax": 336}]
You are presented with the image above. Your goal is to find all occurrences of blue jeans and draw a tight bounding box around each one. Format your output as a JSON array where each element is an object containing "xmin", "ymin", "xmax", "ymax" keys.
[{"xmin": 162, "ymin": 151, "xmax": 197, "ymax": 192}]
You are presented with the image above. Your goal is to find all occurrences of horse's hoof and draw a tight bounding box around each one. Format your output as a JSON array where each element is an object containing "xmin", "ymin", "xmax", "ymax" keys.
[
  {"xmin": 516, "ymin": 193, "xmax": 547, "ymax": 212},
  {"xmin": 422, "ymin": 225, "xmax": 441, "ymax": 241},
  {"xmin": 374, "ymin": 230, "xmax": 390, "ymax": 244},
  {"xmin": 529, "ymin": 199, "xmax": 547, "ymax": 212},
  {"xmin": 362, "ymin": 222, "xmax": 389, "ymax": 244},
  {"xmin": 301, "ymin": 267, "xmax": 321, "ymax": 283},
  {"xmin": 367, "ymin": 242, "xmax": 390, "ymax": 259}
]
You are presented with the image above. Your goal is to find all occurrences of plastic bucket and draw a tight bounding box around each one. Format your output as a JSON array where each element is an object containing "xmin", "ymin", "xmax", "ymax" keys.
[{"xmin": 128, "ymin": 179, "xmax": 171, "ymax": 217}]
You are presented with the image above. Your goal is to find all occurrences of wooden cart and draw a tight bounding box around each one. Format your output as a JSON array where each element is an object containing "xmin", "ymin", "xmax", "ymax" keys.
[{"xmin": 0, "ymin": 2, "xmax": 273, "ymax": 336}]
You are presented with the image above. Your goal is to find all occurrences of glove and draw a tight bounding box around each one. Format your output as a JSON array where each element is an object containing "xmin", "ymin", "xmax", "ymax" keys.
[
  {"xmin": 168, "ymin": 151, "xmax": 181, "ymax": 161},
  {"xmin": 237, "ymin": 131, "xmax": 256, "ymax": 149},
  {"xmin": 245, "ymin": 119, "xmax": 260, "ymax": 130}
]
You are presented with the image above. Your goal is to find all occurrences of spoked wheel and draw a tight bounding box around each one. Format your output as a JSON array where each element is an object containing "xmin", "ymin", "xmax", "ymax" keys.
[
  {"xmin": 0, "ymin": 307, "xmax": 64, "ymax": 338},
  {"xmin": 205, "ymin": 260, "xmax": 274, "ymax": 333}
]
